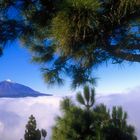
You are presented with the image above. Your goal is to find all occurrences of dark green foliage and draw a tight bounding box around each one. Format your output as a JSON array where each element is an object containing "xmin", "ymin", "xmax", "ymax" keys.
[
  {"xmin": 0, "ymin": 0, "xmax": 140, "ymax": 87},
  {"xmin": 41, "ymin": 129, "xmax": 47, "ymax": 140},
  {"xmin": 24, "ymin": 115, "xmax": 41, "ymax": 140},
  {"xmin": 76, "ymin": 85, "xmax": 95, "ymax": 110},
  {"xmin": 24, "ymin": 115, "xmax": 47, "ymax": 140},
  {"xmin": 52, "ymin": 85, "xmax": 137, "ymax": 140},
  {"xmin": 41, "ymin": 129, "xmax": 47, "ymax": 138},
  {"xmin": 103, "ymin": 107, "xmax": 137, "ymax": 140}
]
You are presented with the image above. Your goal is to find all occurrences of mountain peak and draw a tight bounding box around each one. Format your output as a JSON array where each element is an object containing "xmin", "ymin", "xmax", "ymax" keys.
[
  {"xmin": 5, "ymin": 79, "xmax": 14, "ymax": 83},
  {"xmin": 0, "ymin": 80, "xmax": 52, "ymax": 98}
]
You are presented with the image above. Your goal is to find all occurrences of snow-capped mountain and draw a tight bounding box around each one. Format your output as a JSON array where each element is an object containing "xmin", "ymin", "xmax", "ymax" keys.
[{"xmin": 0, "ymin": 80, "xmax": 51, "ymax": 97}]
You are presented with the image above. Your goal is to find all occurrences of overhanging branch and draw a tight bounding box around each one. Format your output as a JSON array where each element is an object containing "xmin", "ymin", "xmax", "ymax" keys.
[{"xmin": 107, "ymin": 46, "xmax": 140, "ymax": 62}]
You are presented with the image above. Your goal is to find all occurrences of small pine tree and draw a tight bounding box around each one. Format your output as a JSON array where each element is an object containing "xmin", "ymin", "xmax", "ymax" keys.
[
  {"xmin": 41, "ymin": 129, "xmax": 47, "ymax": 140},
  {"xmin": 24, "ymin": 115, "xmax": 47, "ymax": 140}
]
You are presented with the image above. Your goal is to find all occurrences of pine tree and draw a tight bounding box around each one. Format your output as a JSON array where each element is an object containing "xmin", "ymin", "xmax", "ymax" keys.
[
  {"xmin": 76, "ymin": 85, "xmax": 95, "ymax": 110},
  {"xmin": 0, "ymin": 0, "xmax": 139, "ymax": 87},
  {"xmin": 103, "ymin": 107, "xmax": 137, "ymax": 140},
  {"xmin": 24, "ymin": 115, "xmax": 47, "ymax": 140},
  {"xmin": 41, "ymin": 129, "xmax": 47, "ymax": 140},
  {"xmin": 52, "ymin": 85, "xmax": 137, "ymax": 140}
]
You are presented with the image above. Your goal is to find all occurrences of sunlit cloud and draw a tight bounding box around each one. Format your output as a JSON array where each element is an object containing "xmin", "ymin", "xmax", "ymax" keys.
[{"xmin": 0, "ymin": 87, "xmax": 140, "ymax": 140}]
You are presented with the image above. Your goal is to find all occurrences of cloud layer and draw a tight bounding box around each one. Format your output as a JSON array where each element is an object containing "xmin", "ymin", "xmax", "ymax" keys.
[
  {"xmin": 0, "ymin": 87, "xmax": 140, "ymax": 140},
  {"xmin": 0, "ymin": 96, "xmax": 62, "ymax": 140}
]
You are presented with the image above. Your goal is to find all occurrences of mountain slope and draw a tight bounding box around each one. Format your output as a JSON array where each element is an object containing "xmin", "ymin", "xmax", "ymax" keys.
[{"xmin": 0, "ymin": 80, "xmax": 51, "ymax": 97}]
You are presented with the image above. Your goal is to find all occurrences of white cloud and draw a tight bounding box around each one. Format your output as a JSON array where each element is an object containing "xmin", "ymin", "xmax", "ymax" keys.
[
  {"xmin": 0, "ymin": 121, "xmax": 4, "ymax": 134},
  {"xmin": 0, "ymin": 96, "xmax": 62, "ymax": 140},
  {"xmin": 0, "ymin": 87, "xmax": 140, "ymax": 140}
]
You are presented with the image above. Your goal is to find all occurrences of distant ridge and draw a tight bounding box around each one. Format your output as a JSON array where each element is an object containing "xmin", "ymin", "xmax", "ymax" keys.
[{"xmin": 0, "ymin": 80, "xmax": 52, "ymax": 98}]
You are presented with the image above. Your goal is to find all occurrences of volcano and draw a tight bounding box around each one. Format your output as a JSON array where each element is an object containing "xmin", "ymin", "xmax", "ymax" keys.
[{"xmin": 0, "ymin": 80, "xmax": 51, "ymax": 98}]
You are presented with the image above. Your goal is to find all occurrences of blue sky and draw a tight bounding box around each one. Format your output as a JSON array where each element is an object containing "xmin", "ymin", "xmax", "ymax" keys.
[{"xmin": 0, "ymin": 40, "xmax": 140, "ymax": 95}]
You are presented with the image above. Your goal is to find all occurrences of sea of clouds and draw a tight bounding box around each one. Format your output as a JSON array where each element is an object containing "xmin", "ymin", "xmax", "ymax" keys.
[
  {"xmin": 0, "ymin": 96, "xmax": 62, "ymax": 140},
  {"xmin": 0, "ymin": 86, "xmax": 140, "ymax": 140}
]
